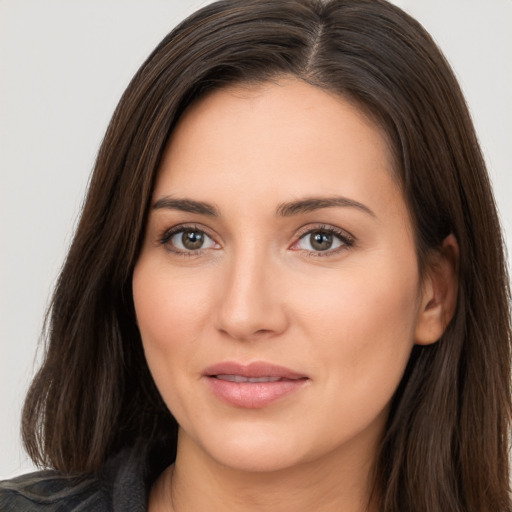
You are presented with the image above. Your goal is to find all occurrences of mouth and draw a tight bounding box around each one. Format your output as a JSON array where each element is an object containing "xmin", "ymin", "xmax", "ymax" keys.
[
  {"xmin": 214, "ymin": 375, "xmax": 284, "ymax": 383},
  {"xmin": 203, "ymin": 361, "xmax": 309, "ymax": 408}
]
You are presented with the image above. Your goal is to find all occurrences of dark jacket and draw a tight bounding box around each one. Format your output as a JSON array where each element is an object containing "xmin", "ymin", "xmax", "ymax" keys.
[{"xmin": 0, "ymin": 441, "xmax": 173, "ymax": 511}]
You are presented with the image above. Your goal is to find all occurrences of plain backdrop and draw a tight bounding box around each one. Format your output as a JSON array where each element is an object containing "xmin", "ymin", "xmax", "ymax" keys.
[{"xmin": 1, "ymin": 0, "xmax": 511, "ymax": 478}]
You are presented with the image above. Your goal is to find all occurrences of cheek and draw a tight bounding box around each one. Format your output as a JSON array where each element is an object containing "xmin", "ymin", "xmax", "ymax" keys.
[
  {"xmin": 132, "ymin": 260, "xmax": 215, "ymax": 408},
  {"xmin": 293, "ymin": 255, "xmax": 420, "ymax": 406},
  {"xmin": 133, "ymin": 260, "xmax": 213, "ymax": 345}
]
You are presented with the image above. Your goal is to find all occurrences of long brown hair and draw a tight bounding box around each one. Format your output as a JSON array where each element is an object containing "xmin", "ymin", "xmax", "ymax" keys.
[{"xmin": 22, "ymin": 1, "xmax": 511, "ymax": 510}]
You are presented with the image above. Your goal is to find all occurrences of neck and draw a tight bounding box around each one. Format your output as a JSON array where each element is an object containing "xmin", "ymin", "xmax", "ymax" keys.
[{"xmin": 149, "ymin": 429, "xmax": 380, "ymax": 512}]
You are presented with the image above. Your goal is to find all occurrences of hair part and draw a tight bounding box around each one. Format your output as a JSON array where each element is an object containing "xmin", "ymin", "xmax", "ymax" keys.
[{"xmin": 22, "ymin": 1, "xmax": 511, "ymax": 511}]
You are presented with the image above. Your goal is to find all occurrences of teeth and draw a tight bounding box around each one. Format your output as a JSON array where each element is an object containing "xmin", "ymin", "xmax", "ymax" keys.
[{"xmin": 216, "ymin": 375, "xmax": 281, "ymax": 383}]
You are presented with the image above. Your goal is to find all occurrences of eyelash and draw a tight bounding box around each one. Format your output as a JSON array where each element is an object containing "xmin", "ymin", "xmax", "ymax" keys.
[
  {"xmin": 293, "ymin": 224, "xmax": 355, "ymax": 257},
  {"xmin": 158, "ymin": 223, "xmax": 355, "ymax": 258},
  {"xmin": 158, "ymin": 224, "xmax": 216, "ymax": 257}
]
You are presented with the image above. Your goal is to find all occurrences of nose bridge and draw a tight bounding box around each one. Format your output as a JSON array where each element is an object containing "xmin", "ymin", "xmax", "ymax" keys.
[{"xmin": 216, "ymin": 240, "xmax": 286, "ymax": 340}]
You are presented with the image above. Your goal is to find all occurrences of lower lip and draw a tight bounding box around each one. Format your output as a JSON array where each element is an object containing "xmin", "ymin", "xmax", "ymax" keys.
[{"xmin": 205, "ymin": 377, "xmax": 308, "ymax": 408}]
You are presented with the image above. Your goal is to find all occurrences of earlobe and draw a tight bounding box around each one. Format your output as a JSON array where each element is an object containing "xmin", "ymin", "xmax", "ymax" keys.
[{"xmin": 414, "ymin": 234, "xmax": 459, "ymax": 346}]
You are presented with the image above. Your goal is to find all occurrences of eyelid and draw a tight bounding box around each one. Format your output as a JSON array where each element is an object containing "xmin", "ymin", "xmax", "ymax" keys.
[
  {"xmin": 158, "ymin": 223, "xmax": 221, "ymax": 255},
  {"xmin": 156, "ymin": 222, "xmax": 355, "ymax": 257},
  {"xmin": 290, "ymin": 224, "xmax": 355, "ymax": 255},
  {"xmin": 294, "ymin": 223, "xmax": 354, "ymax": 241}
]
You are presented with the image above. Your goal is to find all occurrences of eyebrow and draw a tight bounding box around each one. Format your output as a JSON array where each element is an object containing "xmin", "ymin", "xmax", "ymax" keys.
[
  {"xmin": 276, "ymin": 196, "xmax": 376, "ymax": 217},
  {"xmin": 153, "ymin": 197, "xmax": 219, "ymax": 216},
  {"xmin": 152, "ymin": 195, "xmax": 375, "ymax": 218}
]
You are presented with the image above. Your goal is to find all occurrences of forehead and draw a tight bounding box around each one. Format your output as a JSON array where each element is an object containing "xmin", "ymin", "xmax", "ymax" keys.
[{"xmin": 154, "ymin": 78, "xmax": 404, "ymax": 221}]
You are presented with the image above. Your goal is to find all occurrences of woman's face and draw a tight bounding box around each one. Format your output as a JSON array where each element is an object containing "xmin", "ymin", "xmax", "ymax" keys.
[{"xmin": 133, "ymin": 78, "xmax": 431, "ymax": 473}]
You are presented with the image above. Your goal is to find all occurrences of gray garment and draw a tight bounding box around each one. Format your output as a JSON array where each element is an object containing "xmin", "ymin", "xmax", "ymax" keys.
[{"xmin": 0, "ymin": 441, "xmax": 173, "ymax": 511}]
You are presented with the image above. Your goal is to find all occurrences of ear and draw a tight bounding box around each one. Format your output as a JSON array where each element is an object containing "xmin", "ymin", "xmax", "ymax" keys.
[{"xmin": 414, "ymin": 234, "xmax": 459, "ymax": 346}]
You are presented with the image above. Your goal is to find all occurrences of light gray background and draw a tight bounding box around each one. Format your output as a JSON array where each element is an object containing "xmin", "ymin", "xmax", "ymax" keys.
[{"xmin": 1, "ymin": 0, "xmax": 511, "ymax": 478}]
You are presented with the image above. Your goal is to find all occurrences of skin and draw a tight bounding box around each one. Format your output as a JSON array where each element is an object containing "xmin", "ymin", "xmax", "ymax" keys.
[{"xmin": 133, "ymin": 78, "xmax": 458, "ymax": 512}]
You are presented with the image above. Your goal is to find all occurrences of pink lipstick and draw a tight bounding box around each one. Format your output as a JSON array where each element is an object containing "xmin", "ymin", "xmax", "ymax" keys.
[{"xmin": 202, "ymin": 361, "xmax": 308, "ymax": 408}]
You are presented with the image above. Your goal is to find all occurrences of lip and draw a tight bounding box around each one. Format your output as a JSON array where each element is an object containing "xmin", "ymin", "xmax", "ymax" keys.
[{"xmin": 202, "ymin": 361, "xmax": 309, "ymax": 409}]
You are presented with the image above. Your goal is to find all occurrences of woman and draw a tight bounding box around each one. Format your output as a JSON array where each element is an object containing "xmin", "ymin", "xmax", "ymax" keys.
[{"xmin": 1, "ymin": 0, "xmax": 510, "ymax": 510}]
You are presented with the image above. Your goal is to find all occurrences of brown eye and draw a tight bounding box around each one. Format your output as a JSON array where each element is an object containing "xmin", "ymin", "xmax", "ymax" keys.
[
  {"xmin": 163, "ymin": 227, "xmax": 217, "ymax": 253},
  {"xmin": 310, "ymin": 231, "xmax": 333, "ymax": 251},
  {"xmin": 293, "ymin": 227, "xmax": 352, "ymax": 255},
  {"xmin": 182, "ymin": 230, "xmax": 204, "ymax": 250}
]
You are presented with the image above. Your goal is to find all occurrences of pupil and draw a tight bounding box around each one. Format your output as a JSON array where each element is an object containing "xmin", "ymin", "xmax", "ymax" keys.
[
  {"xmin": 182, "ymin": 230, "xmax": 204, "ymax": 250},
  {"xmin": 311, "ymin": 232, "xmax": 332, "ymax": 251}
]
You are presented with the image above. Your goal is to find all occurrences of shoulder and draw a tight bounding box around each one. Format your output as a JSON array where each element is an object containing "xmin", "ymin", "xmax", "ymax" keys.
[
  {"xmin": 0, "ymin": 439, "xmax": 174, "ymax": 511},
  {"xmin": 0, "ymin": 470, "xmax": 107, "ymax": 511}
]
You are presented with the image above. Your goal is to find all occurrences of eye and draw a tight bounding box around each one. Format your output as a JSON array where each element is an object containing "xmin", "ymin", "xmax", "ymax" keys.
[
  {"xmin": 160, "ymin": 226, "xmax": 218, "ymax": 254},
  {"xmin": 292, "ymin": 226, "xmax": 354, "ymax": 255}
]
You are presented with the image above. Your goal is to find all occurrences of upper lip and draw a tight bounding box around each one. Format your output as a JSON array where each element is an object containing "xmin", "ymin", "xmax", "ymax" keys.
[{"xmin": 203, "ymin": 361, "xmax": 308, "ymax": 380}]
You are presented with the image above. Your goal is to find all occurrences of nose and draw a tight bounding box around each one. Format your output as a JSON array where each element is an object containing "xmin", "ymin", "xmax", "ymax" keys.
[{"xmin": 215, "ymin": 248, "xmax": 289, "ymax": 341}]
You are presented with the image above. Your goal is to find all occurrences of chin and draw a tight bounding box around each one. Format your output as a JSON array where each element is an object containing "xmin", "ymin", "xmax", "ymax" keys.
[
  {"xmin": 210, "ymin": 441, "xmax": 305, "ymax": 474},
  {"xmin": 183, "ymin": 421, "xmax": 314, "ymax": 473}
]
